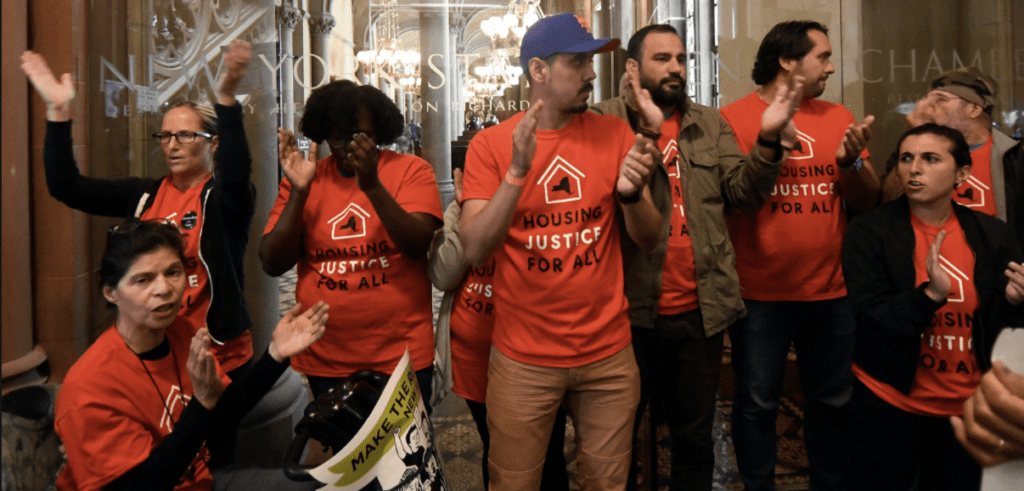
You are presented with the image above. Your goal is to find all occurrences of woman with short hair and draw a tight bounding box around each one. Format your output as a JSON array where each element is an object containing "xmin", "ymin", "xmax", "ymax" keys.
[
  {"xmin": 842, "ymin": 123, "xmax": 1024, "ymax": 490},
  {"xmin": 55, "ymin": 219, "xmax": 328, "ymax": 490},
  {"xmin": 261, "ymin": 80, "xmax": 442, "ymax": 403}
]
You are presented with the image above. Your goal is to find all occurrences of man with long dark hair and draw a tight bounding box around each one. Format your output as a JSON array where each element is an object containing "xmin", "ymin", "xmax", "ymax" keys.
[{"xmin": 721, "ymin": 20, "xmax": 880, "ymax": 491}]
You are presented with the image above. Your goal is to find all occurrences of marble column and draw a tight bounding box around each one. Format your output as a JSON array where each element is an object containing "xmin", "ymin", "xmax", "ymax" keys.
[
  {"xmin": 448, "ymin": 28, "xmax": 462, "ymax": 139},
  {"xmin": 278, "ymin": 6, "xmax": 302, "ymax": 131},
  {"xmin": 308, "ymin": 13, "xmax": 336, "ymax": 90},
  {"xmin": 419, "ymin": 9, "xmax": 454, "ymax": 206},
  {"xmin": 243, "ymin": 40, "xmax": 284, "ymax": 359}
]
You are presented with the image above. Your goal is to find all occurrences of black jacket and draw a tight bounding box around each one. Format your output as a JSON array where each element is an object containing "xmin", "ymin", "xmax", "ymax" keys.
[
  {"xmin": 842, "ymin": 196, "xmax": 1023, "ymax": 394},
  {"xmin": 43, "ymin": 104, "xmax": 255, "ymax": 343}
]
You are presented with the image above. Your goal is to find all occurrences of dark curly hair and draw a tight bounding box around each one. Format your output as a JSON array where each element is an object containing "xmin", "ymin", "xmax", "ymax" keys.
[
  {"xmin": 751, "ymin": 21, "xmax": 828, "ymax": 85},
  {"xmin": 299, "ymin": 80, "xmax": 405, "ymax": 146},
  {"xmin": 896, "ymin": 123, "xmax": 972, "ymax": 169},
  {"xmin": 100, "ymin": 219, "xmax": 187, "ymax": 290}
]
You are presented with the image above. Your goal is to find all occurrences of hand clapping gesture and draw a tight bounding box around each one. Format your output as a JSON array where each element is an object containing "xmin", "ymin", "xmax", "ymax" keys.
[
  {"xmin": 617, "ymin": 134, "xmax": 657, "ymax": 199},
  {"xmin": 923, "ymin": 230, "xmax": 952, "ymax": 302},
  {"xmin": 509, "ymin": 101, "xmax": 545, "ymax": 180},
  {"xmin": 278, "ymin": 128, "xmax": 318, "ymax": 193},
  {"xmin": 344, "ymin": 134, "xmax": 383, "ymax": 192},
  {"xmin": 20, "ymin": 50, "xmax": 75, "ymax": 122},
  {"xmin": 268, "ymin": 301, "xmax": 329, "ymax": 362},
  {"xmin": 760, "ymin": 74, "xmax": 805, "ymax": 149},
  {"xmin": 836, "ymin": 115, "xmax": 875, "ymax": 167},
  {"xmin": 187, "ymin": 328, "xmax": 226, "ymax": 410},
  {"xmin": 626, "ymin": 72, "xmax": 665, "ymax": 135}
]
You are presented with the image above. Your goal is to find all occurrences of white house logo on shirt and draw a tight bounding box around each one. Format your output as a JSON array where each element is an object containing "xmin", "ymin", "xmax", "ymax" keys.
[
  {"xmin": 662, "ymin": 140, "xmax": 680, "ymax": 168},
  {"xmin": 538, "ymin": 157, "xmax": 585, "ymax": 204},
  {"xmin": 786, "ymin": 129, "xmax": 815, "ymax": 161},
  {"xmin": 956, "ymin": 176, "xmax": 990, "ymax": 209},
  {"xmin": 160, "ymin": 385, "xmax": 190, "ymax": 432},
  {"xmin": 328, "ymin": 203, "xmax": 371, "ymax": 240},
  {"xmin": 939, "ymin": 255, "xmax": 970, "ymax": 303}
]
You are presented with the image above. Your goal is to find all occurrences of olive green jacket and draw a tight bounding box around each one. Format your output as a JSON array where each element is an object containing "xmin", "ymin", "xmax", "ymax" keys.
[{"xmin": 590, "ymin": 96, "xmax": 785, "ymax": 336}]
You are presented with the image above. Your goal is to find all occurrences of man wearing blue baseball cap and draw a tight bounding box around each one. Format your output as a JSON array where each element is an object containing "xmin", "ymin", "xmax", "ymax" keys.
[{"xmin": 457, "ymin": 12, "xmax": 664, "ymax": 491}]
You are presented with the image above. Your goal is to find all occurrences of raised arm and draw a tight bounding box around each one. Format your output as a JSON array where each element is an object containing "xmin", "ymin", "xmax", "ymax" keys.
[
  {"xmin": 205, "ymin": 302, "xmax": 328, "ymax": 466},
  {"xmin": 212, "ymin": 40, "xmax": 256, "ymax": 221},
  {"xmin": 24, "ymin": 50, "xmax": 155, "ymax": 217},
  {"xmin": 259, "ymin": 129, "xmax": 317, "ymax": 276},
  {"xmin": 835, "ymin": 115, "xmax": 881, "ymax": 214},
  {"xmin": 345, "ymin": 134, "xmax": 440, "ymax": 260},
  {"xmin": 460, "ymin": 102, "xmax": 544, "ymax": 264}
]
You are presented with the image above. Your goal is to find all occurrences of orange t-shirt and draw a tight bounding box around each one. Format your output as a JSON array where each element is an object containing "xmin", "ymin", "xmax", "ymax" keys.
[
  {"xmin": 853, "ymin": 210, "xmax": 981, "ymax": 416},
  {"xmin": 657, "ymin": 111, "xmax": 699, "ymax": 315},
  {"xmin": 142, "ymin": 176, "xmax": 253, "ymax": 373},
  {"xmin": 264, "ymin": 150, "xmax": 442, "ymax": 377},
  {"xmin": 449, "ymin": 258, "xmax": 497, "ymax": 403},
  {"xmin": 55, "ymin": 317, "xmax": 227, "ymax": 490},
  {"xmin": 461, "ymin": 111, "xmax": 633, "ymax": 367},
  {"xmin": 721, "ymin": 93, "xmax": 862, "ymax": 301},
  {"xmin": 953, "ymin": 137, "xmax": 997, "ymax": 216}
]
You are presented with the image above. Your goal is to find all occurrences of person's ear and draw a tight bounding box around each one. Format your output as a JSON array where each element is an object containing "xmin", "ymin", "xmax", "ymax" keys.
[
  {"xmin": 626, "ymin": 58, "xmax": 639, "ymax": 75},
  {"xmin": 208, "ymin": 135, "xmax": 219, "ymax": 157},
  {"xmin": 964, "ymin": 102, "xmax": 984, "ymax": 120},
  {"xmin": 529, "ymin": 57, "xmax": 549, "ymax": 84},
  {"xmin": 779, "ymin": 57, "xmax": 798, "ymax": 74},
  {"xmin": 103, "ymin": 285, "xmax": 118, "ymax": 305},
  {"xmin": 956, "ymin": 165, "xmax": 972, "ymax": 187}
]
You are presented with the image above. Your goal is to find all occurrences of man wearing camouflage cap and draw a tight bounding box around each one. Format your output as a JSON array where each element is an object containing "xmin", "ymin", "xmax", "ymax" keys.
[{"xmin": 881, "ymin": 67, "xmax": 1021, "ymax": 242}]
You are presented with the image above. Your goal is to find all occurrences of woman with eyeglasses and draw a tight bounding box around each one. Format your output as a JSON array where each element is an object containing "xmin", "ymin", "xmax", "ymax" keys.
[
  {"xmin": 842, "ymin": 123, "xmax": 1024, "ymax": 490},
  {"xmin": 55, "ymin": 219, "xmax": 329, "ymax": 490},
  {"xmin": 261, "ymin": 80, "xmax": 442, "ymax": 405},
  {"xmin": 22, "ymin": 40, "xmax": 257, "ymax": 378}
]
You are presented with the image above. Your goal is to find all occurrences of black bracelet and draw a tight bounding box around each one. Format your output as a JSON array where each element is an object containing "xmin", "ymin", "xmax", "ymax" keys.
[
  {"xmin": 638, "ymin": 127, "xmax": 661, "ymax": 141},
  {"xmin": 619, "ymin": 190, "xmax": 642, "ymax": 204},
  {"xmin": 756, "ymin": 134, "xmax": 782, "ymax": 151}
]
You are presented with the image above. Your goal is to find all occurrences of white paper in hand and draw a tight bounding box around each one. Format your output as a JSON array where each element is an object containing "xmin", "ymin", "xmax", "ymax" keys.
[{"xmin": 981, "ymin": 327, "xmax": 1024, "ymax": 491}]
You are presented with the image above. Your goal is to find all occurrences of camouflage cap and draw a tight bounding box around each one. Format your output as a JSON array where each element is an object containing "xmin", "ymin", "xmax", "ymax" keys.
[{"xmin": 930, "ymin": 67, "xmax": 997, "ymax": 110}]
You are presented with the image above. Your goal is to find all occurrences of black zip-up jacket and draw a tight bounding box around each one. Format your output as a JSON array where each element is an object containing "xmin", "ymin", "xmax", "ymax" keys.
[
  {"xmin": 842, "ymin": 196, "xmax": 1023, "ymax": 394},
  {"xmin": 43, "ymin": 104, "xmax": 255, "ymax": 344}
]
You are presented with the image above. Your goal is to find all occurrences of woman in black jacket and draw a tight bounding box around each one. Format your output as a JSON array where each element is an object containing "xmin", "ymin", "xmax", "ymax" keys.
[
  {"xmin": 21, "ymin": 41, "xmax": 256, "ymax": 377},
  {"xmin": 842, "ymin": 123, "xmax": 1024, "ymax": 490},
  {"xmin": 54, "ymin": 219, "xmax": 328, "ymax": 490}
]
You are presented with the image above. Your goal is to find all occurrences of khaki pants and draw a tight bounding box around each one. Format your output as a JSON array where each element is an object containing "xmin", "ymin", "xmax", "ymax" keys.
[{"xmin": 486, "ymin": 344, "xmax": 640, "ymax": 491}]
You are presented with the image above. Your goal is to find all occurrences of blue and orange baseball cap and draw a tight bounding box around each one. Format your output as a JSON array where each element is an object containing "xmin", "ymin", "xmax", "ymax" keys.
[{"xmin": 518, "ymin": 13, "xmax": 620, "ymax": 76}]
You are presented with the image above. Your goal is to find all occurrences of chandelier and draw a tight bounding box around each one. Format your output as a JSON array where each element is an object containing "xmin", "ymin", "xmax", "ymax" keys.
[
  {"xmin": 479, "ymin": 0, "xmax": 543, "ymax": 46},
  {"xmin": 356, "ymin": 0, "xmax": 420, "ymax": 87},
  {"xmin": 472, "ymin": 0, "xmax": 542, "ymax": 97}
]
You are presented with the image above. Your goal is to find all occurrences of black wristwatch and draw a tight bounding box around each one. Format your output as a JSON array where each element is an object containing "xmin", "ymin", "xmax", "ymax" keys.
[
  {"xmin": 619, "ymin": 190, "xmax": 642, "ymax": 204},
  {"xmin": 756, "ymin": 133, "xmax": 783, "ymax": 160}
]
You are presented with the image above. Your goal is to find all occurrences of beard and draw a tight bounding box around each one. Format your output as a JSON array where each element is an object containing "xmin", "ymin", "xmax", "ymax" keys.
[
  {"xmin": 803, "ymin": 79, "xmax": 827, "ymax": 99},
  {"xmin": 570, "ymin": 83, "xmax": 595, "ymax": 113},
  {"xmin": 641, "ymin": 73, "xmax": 688, "ymax": 108}
]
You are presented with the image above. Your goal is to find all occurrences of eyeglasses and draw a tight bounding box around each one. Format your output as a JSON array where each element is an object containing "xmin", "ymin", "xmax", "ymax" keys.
[
  {"xmin": 108, "ymin": 218, "xmax": 182, "ymax": 237},
  {"xmin": 152, "ymin": 131, "xmax": 214, "ymax": 144}
]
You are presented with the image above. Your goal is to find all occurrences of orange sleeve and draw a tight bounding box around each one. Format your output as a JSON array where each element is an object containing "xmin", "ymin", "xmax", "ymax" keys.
[
  {"xmin": 461, "ymin": 130, "xmax": 508, "ymax": 203},
  {"xmin": 55, "ymin": 400, "xmax": 153, "ymax": 490},
  {"xmin": 394, "ymin": 154, "xmax": 444, "ymax": 219},
  {"xmin": 262, "ymin": 175, "xmax": 293, "ymax": 236}
]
